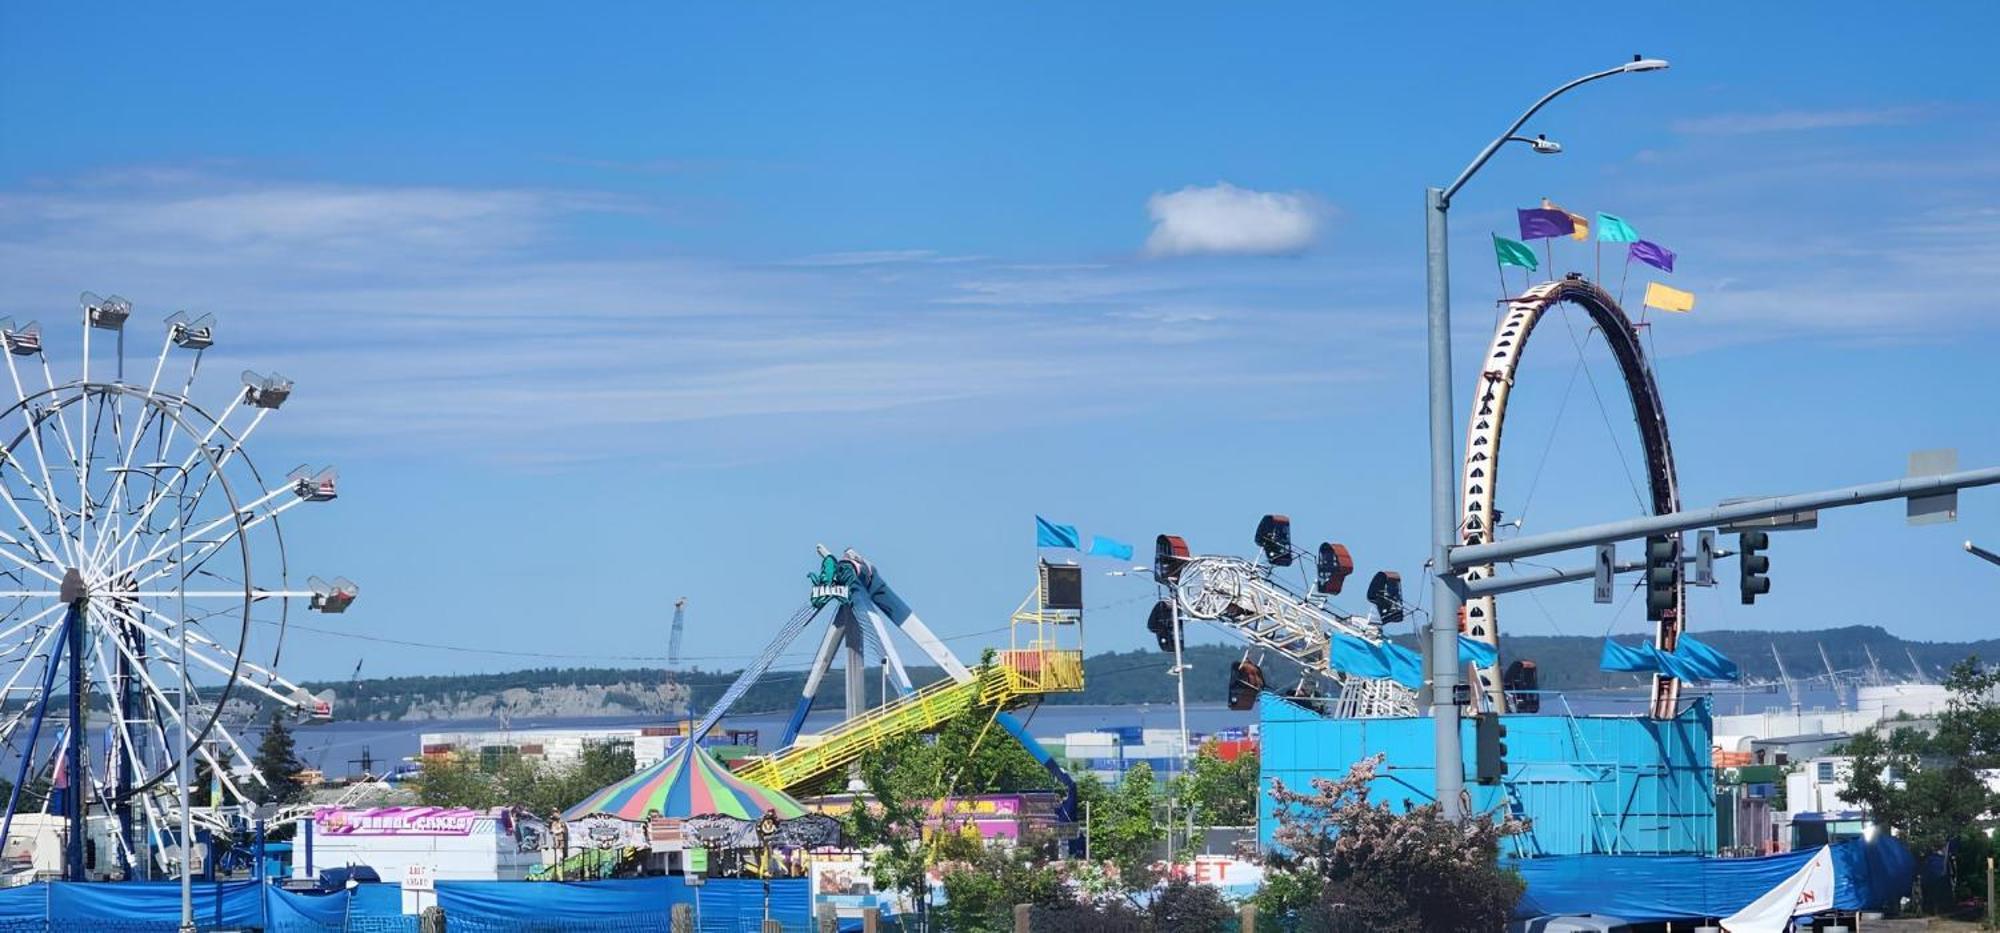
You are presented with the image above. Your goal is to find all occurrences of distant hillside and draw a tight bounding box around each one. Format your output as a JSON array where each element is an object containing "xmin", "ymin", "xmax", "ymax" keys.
[{"xmin": 297, "ymin": 626, "xmax": 1997, "ymax": 721}]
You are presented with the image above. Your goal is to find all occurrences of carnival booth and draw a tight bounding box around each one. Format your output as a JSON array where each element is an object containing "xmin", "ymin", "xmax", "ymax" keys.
[
  {"xmin": 291, "ymin": 806, "xmax": 546, "ymax": 884},
  {"xmin": 560, "ymin": 740, "xmax": 840, "ymax": 879}
]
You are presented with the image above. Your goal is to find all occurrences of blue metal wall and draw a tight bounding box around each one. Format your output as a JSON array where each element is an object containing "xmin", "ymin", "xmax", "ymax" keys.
[{"xmin": 1258, "ymin": 695, "xmax": 1715, "ymax": 857}]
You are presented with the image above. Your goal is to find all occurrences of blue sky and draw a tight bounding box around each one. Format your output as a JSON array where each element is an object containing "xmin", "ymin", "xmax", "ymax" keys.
[{"xmin": 1, "ymin": 3, "xmax": 1995, "ymax": 681}]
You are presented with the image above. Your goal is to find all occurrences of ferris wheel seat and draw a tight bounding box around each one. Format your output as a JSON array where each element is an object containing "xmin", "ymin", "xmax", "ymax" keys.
[
  {"xmin": 83, "ymin": 293, "xmax": 132, "ymax": 331},
  {"xmin": 0, "ymin": 319, "xmax": 43, "ymax": 356},
  {"xmin": 242, "ymin": 370, "xmax": 293, "ymax": 409},
  {"xmin": 165, "ymin": 311, "xmax": 216, "ymax": 350}
]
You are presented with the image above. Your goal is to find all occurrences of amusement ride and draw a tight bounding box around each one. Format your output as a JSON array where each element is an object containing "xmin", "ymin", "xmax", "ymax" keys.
[{"xmin": 0, "ymin": 294, "xmax": 356, "ymax": 882}]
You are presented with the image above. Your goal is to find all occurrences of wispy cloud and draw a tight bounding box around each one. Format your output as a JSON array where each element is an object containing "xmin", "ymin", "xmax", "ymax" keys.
[
  {"xmin": 1669, "ymin": 106, "xmax": 1931, "ymax": 136},
  {"xmin": 1143, "ymin": 182, "xmax": 1325, "ymax": 257},
  {"xmin": 0, "ymin": 169, "xmax": 1390, "ymax": 466}
]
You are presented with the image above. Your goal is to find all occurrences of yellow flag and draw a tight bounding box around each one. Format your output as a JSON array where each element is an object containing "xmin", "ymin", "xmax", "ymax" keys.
[
  {"xmin": 1542, "ymin": 197, "xmax": 1589, "ymax": 241},
  {"xmin": 1643, "ymin": 282, "xmax": 1696, "ymax": 313}
]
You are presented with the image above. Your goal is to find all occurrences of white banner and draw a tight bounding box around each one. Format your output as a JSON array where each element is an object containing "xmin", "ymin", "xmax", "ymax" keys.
[{"xmin": 1722, "ymin": 845, "xmax": 1836, "ymax": 933}]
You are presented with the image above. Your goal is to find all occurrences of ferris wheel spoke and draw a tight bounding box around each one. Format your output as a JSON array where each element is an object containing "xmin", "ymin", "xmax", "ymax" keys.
[
  {"xmin": 118, "ymin": 490, "xmax": 298, "ymax": 591},
  {"xmin": 90, "ymin": 606, "xmax": 264, "ymax": 791},
  {"xmin": 90, "ymin": 398, "xmax": 254, "ymax": 579},
  {"xmin": 0, "ymin": 464, "xmax": 71, "ymax": 572},
  {"xmin": 89, "ymin": 344, "xmax": 178, "ymax": 569},
  {"xmin": 93, "ymin": 601, "xmax": 293, "ymax": 709},
  {"xmin": 0, "ymin": 602, "xmax": 67, "ymax": 653}
]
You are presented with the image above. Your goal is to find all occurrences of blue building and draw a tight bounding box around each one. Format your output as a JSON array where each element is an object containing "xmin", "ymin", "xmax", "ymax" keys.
[{"xmin": 1258, "ymin": 695, "xmax": 1716, "ymax": 857}]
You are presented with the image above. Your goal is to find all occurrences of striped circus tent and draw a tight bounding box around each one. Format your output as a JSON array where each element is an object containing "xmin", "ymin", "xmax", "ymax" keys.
[{"xmin": 563, "ymin": 740, "xmax": 808, "ymax": 822}]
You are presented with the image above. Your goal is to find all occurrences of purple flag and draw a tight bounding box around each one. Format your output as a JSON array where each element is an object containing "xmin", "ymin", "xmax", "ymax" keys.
[
  {"xmin": 1516, "ymin": 208, "xmax": 1573, "ymax": 241},
  {"xmin": 1629, "ymin": 239, "xmax": 1676, "ymax": 273}
]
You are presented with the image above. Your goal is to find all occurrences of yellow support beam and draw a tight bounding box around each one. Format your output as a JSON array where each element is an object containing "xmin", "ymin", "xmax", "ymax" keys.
[{"xmin": 732, "ymin": 652, "xmax": 1084, "ymax": 793}]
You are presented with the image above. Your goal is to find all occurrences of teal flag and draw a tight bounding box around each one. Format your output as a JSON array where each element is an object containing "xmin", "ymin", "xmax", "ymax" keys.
[
  {"xmin": 1493, "ymin": 234, "xmax": 1538, "ymax": 270},
  {"xmin": 1035, "ymin": 516, "xmax": 1080, "ymax": 549},
  {"xmin": 1087, "ymin": 535, "xmax": 1134, "ymax": 561},
  {"xmin": 1596, "ymin": 212, "xmax": 1640, "ymax": 243}
]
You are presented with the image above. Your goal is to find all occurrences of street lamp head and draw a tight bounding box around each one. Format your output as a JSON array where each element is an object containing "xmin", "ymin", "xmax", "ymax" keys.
[
  {"xmin": 1621, "ymin": 56, "xmax": 1670, "ymax": 73},
  {"xmin": 1529, "ymin": 134, "xmax": 1563, "ymax": 154}
]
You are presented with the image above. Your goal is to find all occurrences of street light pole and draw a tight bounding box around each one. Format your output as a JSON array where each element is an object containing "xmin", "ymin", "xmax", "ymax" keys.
[{"xmin": 1424, "ymin": 56, "xmax": 1668, "ymax": 820}]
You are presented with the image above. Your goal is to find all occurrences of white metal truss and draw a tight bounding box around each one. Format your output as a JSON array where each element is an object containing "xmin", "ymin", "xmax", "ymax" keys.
[{"xmin": 1171, "ymin": 555, "xmax": 1417, "ymax": 718}]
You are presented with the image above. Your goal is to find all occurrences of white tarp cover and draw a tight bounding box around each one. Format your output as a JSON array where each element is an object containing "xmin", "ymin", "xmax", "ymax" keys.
[{"xmin": 1721, "ymin": 845, "xmax": 1835, "ymax": 933}]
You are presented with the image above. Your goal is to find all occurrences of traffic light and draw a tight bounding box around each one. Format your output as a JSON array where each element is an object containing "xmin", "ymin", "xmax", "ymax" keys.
[
  {"xmin": 1146, "ymin": 600, "xmax": 1180, "ymax": 653},
  {"xmin": 1739, "ymin": 530, "xmax": 1771, "ymax": 605},
  {"xmin": 1474, "ymin": 711, "xmax": 1508, "ymax": 785},
  {"xmin": 1644, "ymin": 534, "xmax": 1679, "ymax": 622}
]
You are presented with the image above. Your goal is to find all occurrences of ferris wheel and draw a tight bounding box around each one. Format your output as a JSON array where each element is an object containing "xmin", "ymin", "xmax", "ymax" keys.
[{"xmin": 0, "ymin": 293, "xmax": 356, "ymax": 872}]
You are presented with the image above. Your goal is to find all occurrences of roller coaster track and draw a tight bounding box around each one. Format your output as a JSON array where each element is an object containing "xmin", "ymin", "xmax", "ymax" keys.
[
  {"xmin": 1460, "ymin": 276, "xmax": 1683, "ymax": 717},
  {"xmin": 731, "ymin": 651, "xmax": 1084, "ymax": 793}
]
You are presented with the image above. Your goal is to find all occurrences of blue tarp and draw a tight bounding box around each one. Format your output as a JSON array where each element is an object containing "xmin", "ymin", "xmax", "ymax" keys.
[
  {"xmin": 1512, "ymin": 836, "xmax": 1915, "ymax": 922},
  {"xmin": 0, "ymin": 876, "xmax": 805, "ymax": 932}
]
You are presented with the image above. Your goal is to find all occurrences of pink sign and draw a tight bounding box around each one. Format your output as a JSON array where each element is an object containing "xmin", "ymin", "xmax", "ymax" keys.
[{"xmin": 314, "ymin": 806, "xmax": 488, "ymax": 836}]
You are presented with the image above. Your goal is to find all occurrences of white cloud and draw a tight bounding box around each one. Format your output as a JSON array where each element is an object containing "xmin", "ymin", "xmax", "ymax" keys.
[
  {"xmin": 1669, "ymin": 106, "xmax": 1929, "ymax": 136},
  {"xmin": 1143, "ymin": 182, "xmax": 1323, "ymax": 257}
]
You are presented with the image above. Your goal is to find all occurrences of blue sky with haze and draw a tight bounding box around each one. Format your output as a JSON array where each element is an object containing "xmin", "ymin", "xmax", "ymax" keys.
[{"xmin": 1, "ymin": 3, "xmax": 1995, "ymax": 680}]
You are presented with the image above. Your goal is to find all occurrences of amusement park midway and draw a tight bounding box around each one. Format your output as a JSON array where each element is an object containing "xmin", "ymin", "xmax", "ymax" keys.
[{"xmin": 4, "ymin": 4, "xmax": 2000, "ymax": 932}]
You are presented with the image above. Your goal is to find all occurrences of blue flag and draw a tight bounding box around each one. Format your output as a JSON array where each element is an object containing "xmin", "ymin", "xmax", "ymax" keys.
[
  {"xmin": 1670, "ymin": 634, "xmax": 1740, "ymax": 682},
  {"xmin": 1035, "ymin": 516, "xmax": 1081, "ymax": 549},
  {"xmin": 1599, "ymin": 639, "xmax": 1658, "ymax": 673},
  {"xmin": 1087, "ymin": 535, "xmax": 1134, "ymax": 561},
  {"xmin": 1457, "ymin": 635, "xmax": 1499, "ymax": 668}
]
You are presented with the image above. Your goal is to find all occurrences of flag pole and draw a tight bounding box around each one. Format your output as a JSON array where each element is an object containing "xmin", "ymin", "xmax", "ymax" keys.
[
  {"xmin": 1492, "ymin": 233, "xmax": 1509, "ymax": 302},
  {"xmin": 1595, "ymin": 237, "xmax": 1602, "ymax": 284},
  {"xmin": 1542, "ymin": 239, "xmax": 1553, "ymax": 282},
  {"xmin": 1618, "ymin": 251, "xmax": 1633, "ymax": 308}
]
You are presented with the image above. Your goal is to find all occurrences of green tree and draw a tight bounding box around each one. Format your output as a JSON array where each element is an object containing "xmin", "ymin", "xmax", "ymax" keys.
[
  {"xmin": 1258, "ymin": 754, "xmax": 1527, "ymax": 932},
  {"xmin": 1171, "ymin": 741, "xmax": 1260, "ymax": 831},
  {"xmin": 1842, "ymin": 657, "xmax": 2000, "ymax": 908},
  {"xmin": 841, "ymin": 745, "xmax": 936, "ymax": 924},
  {"xmin": 253, "ymin": 712, "xmax": 305, "ymax": 804},
  {"xmin": 933, "ymin": 832, "xmax": 1066, "ymax": 933},
  {"xmin": 1076, "ymin": 764, "xmax": 1166, "ymax": 897}
]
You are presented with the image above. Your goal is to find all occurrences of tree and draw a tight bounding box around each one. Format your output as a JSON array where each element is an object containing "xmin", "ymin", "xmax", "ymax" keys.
[
  {"xmin": 1842, "ymin": 656, "xmax": 2000, "ymax": 908},
  {"xmin": 253, "ymin": 712, "xmax": 304, "ymax": 804},
  {"xmin": 934, "ymin": 832, "xmax": 1066, "ymax": 933},
  {"xmin": 1258, "ymin": 754, "xmax": 1528, "ymax": 932},
  {"xmin": 1171, "ymin": 740, "xmax": 1260, "ymax": 832},
  {"xmin": 1075, "ymin": 765, "xmax": 1166, "ymax": 897},
  {"xmin": 841, "ymin": 743, "xmax": 936, "ymax": 924}
]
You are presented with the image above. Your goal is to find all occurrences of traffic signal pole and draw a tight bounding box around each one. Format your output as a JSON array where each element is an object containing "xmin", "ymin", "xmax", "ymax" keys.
[{"xmin": 1450, "ymin": 465, "xmax": 2000, "ymax": 572}]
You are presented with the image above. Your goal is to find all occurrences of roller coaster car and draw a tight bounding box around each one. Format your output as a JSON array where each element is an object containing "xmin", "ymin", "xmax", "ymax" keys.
[
  {"xmin": 1226, "ymin": 660, "xmax": 1265, "ymax": 711},
  {"xmin": 1503, "ymin": 660, "xmax": 1541, "ymax": 714},
  {"xmin": 1314, "ymin": 543, "xmax": 1354, "ymax": 595},
  {"xmin": 1255, "ymin": 514, "xmax": 1293, "ymax": 566},
  {"xmin": 1146, "ymin": 600, "xmax": 1180, "ymax": 653},
  {"xmin": 1366, "ymin": 571, "xmax": 1404, "ymax": 624},
  {"xmin": 1153, "ymin": 534, "xmax": 1190, "ymax": 586}
]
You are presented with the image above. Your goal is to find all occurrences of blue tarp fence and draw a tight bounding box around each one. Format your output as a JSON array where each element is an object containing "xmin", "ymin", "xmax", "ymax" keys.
[
  {"xmin": 0, "ymin": 876, "xmax": 807, "ymax": 932},
  {"xmin": 1512, "ymin": 835, "xmax": 1916, "ymax": 923}
]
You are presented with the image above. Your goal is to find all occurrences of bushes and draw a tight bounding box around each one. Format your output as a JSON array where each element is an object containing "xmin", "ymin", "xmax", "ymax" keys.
[{"xmin": 1258, "ymin": 754, "xmax": 1527, "ymax": 933}]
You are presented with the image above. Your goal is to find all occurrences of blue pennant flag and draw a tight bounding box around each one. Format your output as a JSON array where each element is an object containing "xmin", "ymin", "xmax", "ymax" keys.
[
  {"xmin": 1087, "ymin": 535, "xmax": 1134, "ymax": 561},
  {"xmin": 1035, "ymin": 515, "xmax": 1081, "ymax": 550},
  {"xmin": 1599, "ymin": 636, "xmax": 1740, "ymax": 683},
  {"xmin": 1457, "ymin": 635, "xmax": 1499, "ymax": 668},
  {"xmin": 1329, "ymin": 633, "xmax": 1425, "ymax": 690}
]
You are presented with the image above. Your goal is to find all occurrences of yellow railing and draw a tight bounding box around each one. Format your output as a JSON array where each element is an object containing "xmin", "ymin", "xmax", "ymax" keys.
[{"xmin": 732, "ymin": 655, "xmax": 1085, "ymax": 792}]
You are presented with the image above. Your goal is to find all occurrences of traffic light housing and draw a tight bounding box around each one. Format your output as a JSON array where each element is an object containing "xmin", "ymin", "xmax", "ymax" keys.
[
  {"xmin": 1739, "ymin": 530, "xmax": 1771, "ymax": 605},
  {"xmin": 1644, "ymin": 534, "xmax": 1679, "ymax": 622},
  {"xmin": 1474, "ymin": 711, "xmax": 1508, "ymax": 785},
  {"xmin": 1146, "ymin": 599, "xmax": 1180, "ymax": 653}
]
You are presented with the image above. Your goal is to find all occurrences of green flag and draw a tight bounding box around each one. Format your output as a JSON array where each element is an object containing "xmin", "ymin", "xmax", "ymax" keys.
[
  {"xmin": 1596, "ymin": 212, "xmax": 1640, "ymax": 243},
  {"xmin": 1493, "ymin": 234, "xmax": 1538, "ymax": 270}
]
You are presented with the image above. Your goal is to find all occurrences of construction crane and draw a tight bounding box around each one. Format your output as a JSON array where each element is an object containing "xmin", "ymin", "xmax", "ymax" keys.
[{"xmin": 668, "ymin": 598, "xmax": 687, "ymax": 675}]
